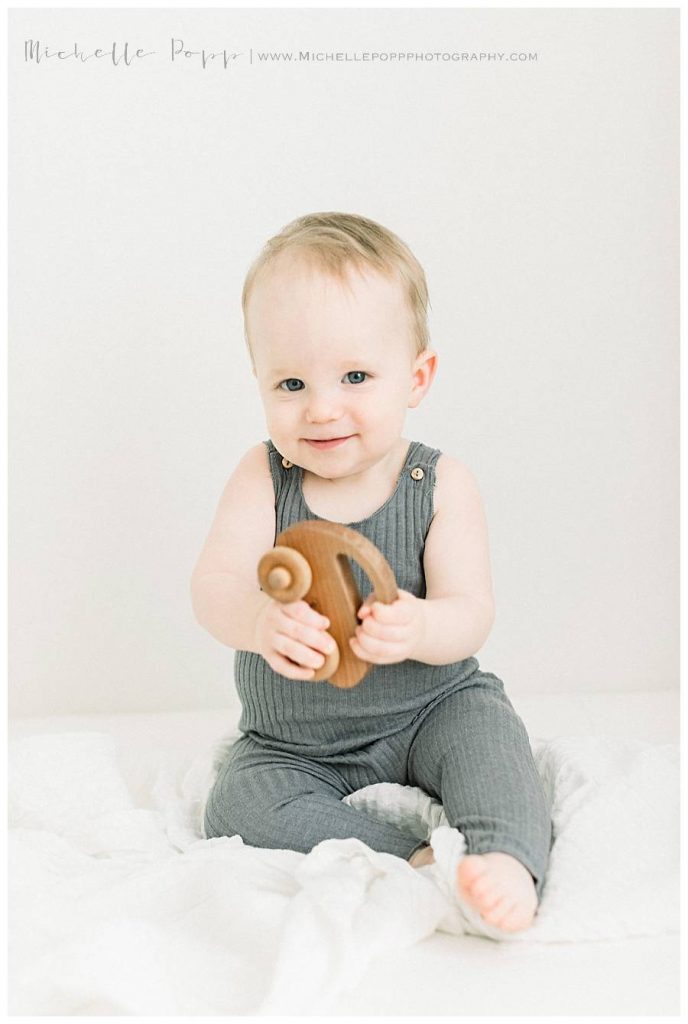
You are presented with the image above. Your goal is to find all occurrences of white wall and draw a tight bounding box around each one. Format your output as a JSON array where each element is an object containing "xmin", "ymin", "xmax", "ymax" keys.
[{"xmin": 9, "ymin": 7, "xmax": 678, "ymax": 715}]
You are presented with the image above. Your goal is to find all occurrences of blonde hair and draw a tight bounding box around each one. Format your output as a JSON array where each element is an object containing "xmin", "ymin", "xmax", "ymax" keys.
[{"xmin": 241, "ymin": 212, "xmax": 430, "ymax": 364}]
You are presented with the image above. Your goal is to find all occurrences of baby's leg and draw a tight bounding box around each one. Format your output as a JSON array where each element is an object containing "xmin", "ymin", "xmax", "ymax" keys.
[
  {"xmin": 407, "ymin": 676, "xmax": 552, "ymax": 932},
  {"xmin": 204, "ymin": 734, "xmax": 425, "ymax": 860}
]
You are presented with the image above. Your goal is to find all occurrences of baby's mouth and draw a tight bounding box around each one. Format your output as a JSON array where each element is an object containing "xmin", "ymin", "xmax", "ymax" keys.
[{"xmin": 304, "ymin": 435, "xmax": 353, "ymax": 449}]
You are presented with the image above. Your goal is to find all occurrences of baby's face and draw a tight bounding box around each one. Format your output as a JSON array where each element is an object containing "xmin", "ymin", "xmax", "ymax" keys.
[{"xmin": 247, "ymin": 255, "xmax": 435, "ymax": 479}]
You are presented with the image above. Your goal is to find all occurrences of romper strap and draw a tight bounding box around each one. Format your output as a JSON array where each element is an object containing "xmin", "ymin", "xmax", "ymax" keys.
[
  {"xmin": 404, "ymin": 441, "xmax": 442, "ymax": 526},
  {"xmin": 263, "ymin": 438, "xmax": 293, "ymax": 502}
]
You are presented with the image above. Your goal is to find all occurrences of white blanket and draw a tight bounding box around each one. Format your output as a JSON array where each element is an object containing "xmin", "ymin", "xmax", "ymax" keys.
[{"xmin": 9, "ymin": 731, "xmax": 679, "ymax": 1015}]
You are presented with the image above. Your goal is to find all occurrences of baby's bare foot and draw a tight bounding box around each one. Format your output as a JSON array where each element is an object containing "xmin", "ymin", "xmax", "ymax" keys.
[
  {"xmin": 457, "ymin": 852, "xmax": 538, "ymax": 933},
  {"xmin": 408, "ymin": 844, "xmax": 435, "ymax": 868}
]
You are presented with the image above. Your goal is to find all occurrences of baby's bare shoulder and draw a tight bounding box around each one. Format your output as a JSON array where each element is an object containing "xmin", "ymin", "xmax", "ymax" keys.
[
  {"xmin": 216, "ymin": 442, "xmax": 272, "ymax": 504},
  {"xmin": 192, "ymin": 442, "xmax": 275, "ymax": 584},
  {"xmin": 424, "ymin": 452, "xmax": 493, "ymax": 607},
  {"xmin": 433, "ymin": 453, "xmax": 484, "ymax": 517}
]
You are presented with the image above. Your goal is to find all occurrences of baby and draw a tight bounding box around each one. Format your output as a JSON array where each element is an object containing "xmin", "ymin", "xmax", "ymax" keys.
[{"xmin": 192, "ymin": 212, "xmax": 552, "ymax": 934}]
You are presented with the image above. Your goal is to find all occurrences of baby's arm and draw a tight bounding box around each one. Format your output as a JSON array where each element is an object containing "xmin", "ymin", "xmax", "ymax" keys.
[
  {"xmin": 191, "ymin": 444, "xmax": 275, "ymax": 652},
  {"xmin": 191, "ymin": 444, "xmax": 333, "ymax": 677},
  {"xmin": 414, "ymin": 455, "xmax": 496, "ymax": 664}
]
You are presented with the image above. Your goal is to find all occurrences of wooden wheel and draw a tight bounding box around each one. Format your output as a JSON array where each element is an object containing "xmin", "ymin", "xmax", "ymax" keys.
[
  {"xmin": 257, "ymin": 546, "xmax": 312, "ymax": 603},
  {"xmin": 257, "ymin": 520, "xmax": 398, "ymax": 688}
]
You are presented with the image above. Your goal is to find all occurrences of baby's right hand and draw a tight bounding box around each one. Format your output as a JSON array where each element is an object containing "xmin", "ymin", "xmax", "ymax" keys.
[{"xmin": 254, "ymin": 597, "xmax": 337, "ymax": 680}]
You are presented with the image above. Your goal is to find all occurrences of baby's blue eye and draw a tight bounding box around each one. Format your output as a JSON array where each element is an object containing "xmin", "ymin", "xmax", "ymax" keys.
[
  {"xmin": 278, "ymin": 372, "xmax": 368, "ymax": 392},
  {"xmin": 278, "ymin": 378, "xmax": 304, "ymax": 392}
]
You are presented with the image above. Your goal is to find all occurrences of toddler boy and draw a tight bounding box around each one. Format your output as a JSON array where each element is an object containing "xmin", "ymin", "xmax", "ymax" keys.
[{"xmin": 192, "ymin": 212, "xmax": 552, "ymax": 933}]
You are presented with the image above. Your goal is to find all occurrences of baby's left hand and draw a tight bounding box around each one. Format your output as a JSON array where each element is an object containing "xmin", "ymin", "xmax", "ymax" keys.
[{"xmin": 349, "ymin": 589, "xmax": 426, "ymax": 665}]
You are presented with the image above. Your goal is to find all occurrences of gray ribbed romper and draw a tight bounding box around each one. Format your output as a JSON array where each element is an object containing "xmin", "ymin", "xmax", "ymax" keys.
[{"xmin": 204, "ymin": 438, "xmax": 552, "ymax": 896}]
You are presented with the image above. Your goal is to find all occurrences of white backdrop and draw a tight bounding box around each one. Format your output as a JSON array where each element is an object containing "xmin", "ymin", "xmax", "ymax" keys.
[{"xmin": 9, "ymin": 7, "xmax": 678, "ymax": 716}]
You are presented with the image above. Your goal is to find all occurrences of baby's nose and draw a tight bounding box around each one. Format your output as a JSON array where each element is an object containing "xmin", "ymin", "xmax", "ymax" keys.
[{"xmin": 305, "ymin": 390, "xmax": 344, "ymax": 422}]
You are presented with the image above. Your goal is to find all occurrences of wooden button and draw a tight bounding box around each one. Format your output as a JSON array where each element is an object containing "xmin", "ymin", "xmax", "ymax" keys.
[
  {"xmin": 410, "ymin": 467, "xmax": 424, "ymax": 480},
  {"xmin": 281, "ymin": 457, "xmax": 294, "ymax": 469}
]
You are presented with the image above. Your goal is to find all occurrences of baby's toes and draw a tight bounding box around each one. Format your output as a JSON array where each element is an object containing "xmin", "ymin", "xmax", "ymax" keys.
[
  {"xmin": 468, "ymin": 880, "xmax": 504, "ymax": 916},
  {"xmin": 457, "ymin": 855, "xmax": 488, "ymax": 892},
  {"xmin": 457, "ymin": 856, "xmax": 494, "ymax": 904},
  {"xmin": 476, "ymin": 893, "xmax": 505, "ymax": 920},
  {"xmin": 482, "ymin": 896, "xmax": 517, "ymax": 927}
]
